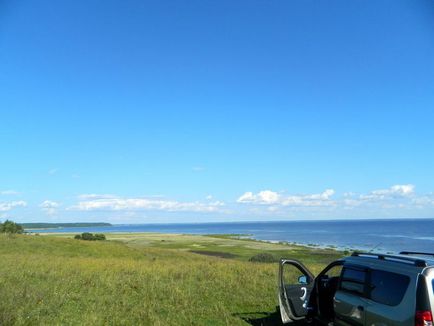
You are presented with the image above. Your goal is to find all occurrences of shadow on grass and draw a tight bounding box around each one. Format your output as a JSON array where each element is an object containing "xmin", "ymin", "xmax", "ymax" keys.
[
  {"xmin": 234, "ymin": 308, "xmax": 284, "ymax": 326},
  {"xmin": 234, "ymin": 308, "xmax": 310, "ymax": 326},
  {"xmin": 189, "ymin": 250, "xmax": 237, "ymax": 259}
]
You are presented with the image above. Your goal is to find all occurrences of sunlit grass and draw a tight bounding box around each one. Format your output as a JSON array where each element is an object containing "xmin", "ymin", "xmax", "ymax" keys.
[{"xmin": 0, "ymin": 233, "xmax": 342, "ymax": 325}]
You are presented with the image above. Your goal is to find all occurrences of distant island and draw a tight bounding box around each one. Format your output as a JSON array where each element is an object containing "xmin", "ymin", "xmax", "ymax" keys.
[{"xmin": 23, "ymin": 222, "xmax": 112, "ymax": 229}]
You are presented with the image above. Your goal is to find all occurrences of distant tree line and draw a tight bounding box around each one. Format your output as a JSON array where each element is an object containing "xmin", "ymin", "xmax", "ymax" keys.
[
  {"xmin": 0, "ymin": 220, "xmax": 24, "ymax": 234},
  {"xmin": 74, "ymin": 232, "xmax": 106, "ymax": 241}
]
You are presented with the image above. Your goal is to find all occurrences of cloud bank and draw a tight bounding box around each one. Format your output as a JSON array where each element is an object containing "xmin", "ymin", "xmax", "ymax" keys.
[
  {"xmin": 2, "ymin": 184, "xmax": 433, "ymax": 222},
  {"xmin": 0, "ymin": 200, "xmax": 27, "ymax": 212},
  {"xmin": 237, "ymin": 189, "xmax": 335, "ymax": 207},
  {"xmin": 236, "ymin": 184, "xmax": 433, "ymax": 216},
  {"xmin": 69, "ymin": 195, "xmax": 224, "ymax": 213}
]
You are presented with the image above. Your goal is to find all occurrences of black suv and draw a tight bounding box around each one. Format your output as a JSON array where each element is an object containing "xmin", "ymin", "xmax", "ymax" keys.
[{"xmin": 278, "ymin": 251, "xmax": 434, "ymax": 325}]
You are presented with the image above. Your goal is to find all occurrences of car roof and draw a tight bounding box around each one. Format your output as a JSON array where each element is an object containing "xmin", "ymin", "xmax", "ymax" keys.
[{"xmin": 345, "ymin": 252, "xmax": 434, "ymax": 269}]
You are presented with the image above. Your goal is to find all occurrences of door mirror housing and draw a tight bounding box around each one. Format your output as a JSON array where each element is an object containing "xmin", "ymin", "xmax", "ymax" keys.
[{"xmin": 298, "ymin": 275, "xmax": 308, "ymax": 284}]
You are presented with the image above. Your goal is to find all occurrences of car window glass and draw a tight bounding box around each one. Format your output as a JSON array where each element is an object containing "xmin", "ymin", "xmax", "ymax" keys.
[
  {"xmin": 282, "ymin": 263, "xmax": 309, "ymax": 285},
  {"xmin": 340, "ymin": 267, "xmax": 366, "ymax": 295},
  {"xmin": 325, "ymin": 265, "xmax": 342, "ymax": 278},
  {"xmin": 369, "ymin": 270, "xmax": 409, "ymax": 306}
]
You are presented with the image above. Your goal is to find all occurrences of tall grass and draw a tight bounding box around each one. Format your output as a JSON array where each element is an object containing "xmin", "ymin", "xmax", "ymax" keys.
[
  {"xmin": 0, "ymin": 235, "xmax": 277, "ymax": 325},
  {"xmin": 0, "ymin": 234, "xmax": 341, "ymax": 325}
]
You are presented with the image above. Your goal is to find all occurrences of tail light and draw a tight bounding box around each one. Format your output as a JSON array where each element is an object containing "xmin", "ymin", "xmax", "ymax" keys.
[{"xmin": 416, "ymin": 310, "xmax": 433, "ymax": 326}]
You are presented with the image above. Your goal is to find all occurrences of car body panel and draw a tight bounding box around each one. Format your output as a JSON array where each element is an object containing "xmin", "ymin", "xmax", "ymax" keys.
[
  {"xmin": 333, "ymin": 292, "xmax": 366, "ymax": 326},
  {"xmin": 278, "ymin": 252, "xmax": 434, "ymax": 326}
]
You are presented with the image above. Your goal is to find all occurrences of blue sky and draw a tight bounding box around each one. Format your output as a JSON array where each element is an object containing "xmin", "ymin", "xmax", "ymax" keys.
[{"xmin": 1, "ymin": 0, "xmax": 434, "ymax": 223}]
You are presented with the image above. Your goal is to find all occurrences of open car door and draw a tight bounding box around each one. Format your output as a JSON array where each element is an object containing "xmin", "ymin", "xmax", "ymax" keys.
[{"xmin": 278, "ymin": 259, "xmax": 315, "ymax": 324}]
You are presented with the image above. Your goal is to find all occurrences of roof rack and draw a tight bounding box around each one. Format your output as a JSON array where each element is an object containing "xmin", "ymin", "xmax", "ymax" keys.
[
  {"xmin": 400, "ymin": 251, "xmax": 434, "ymax": 257},
  {"xmin": 351, "ymin": 252, "xmax": 427, "ymax": 267}
]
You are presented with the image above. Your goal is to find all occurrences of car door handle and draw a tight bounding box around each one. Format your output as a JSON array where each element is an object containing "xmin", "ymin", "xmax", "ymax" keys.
[{"xmin": 357, "ymin": 305, "xmax": 364, "ymax": 312}]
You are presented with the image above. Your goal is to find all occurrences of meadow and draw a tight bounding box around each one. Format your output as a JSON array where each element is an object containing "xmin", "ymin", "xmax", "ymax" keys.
[{"xmin": 0, "ymin": 233, "xmax": 342, "ymax": 325}]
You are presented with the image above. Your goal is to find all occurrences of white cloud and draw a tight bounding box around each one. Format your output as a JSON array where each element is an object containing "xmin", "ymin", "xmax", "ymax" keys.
[
  {"xmin": 0, "ymin": 190, "xmax": 20, "ymax": 196},
  {"xmin": 237, "ymin": 190, "xmax": 281, "ymax": 204},
  {"xmin": 48, "ymin": 168, "xmax": 59, "ymax": 175},
  {"xmin": 69, "ymin": 195, "xmax": 224, "ymax": 213},
  {"xmin": 412, "ymin": 194, "xmax": 434, "ymax": 207},
  {"xmin": 258, "ymin": 190, "xmax": 281, "ymax": 203},
  {"xmin": 39, "ymin": 200, "xmax": 61, "ymax": 215},
  {"xmin": 237, "ymin": 192, "xmax": 255, "ymax": 203},
  {"xmin": 342, "ymin": 198, "xmax": 363, "ymax": 208},
  {"xmin": 40, "ymin": 200, "xmax": 60, "ymax": 208},
  {"xmin": 237, "ymin": 189, "xmax": 335, "ymax": 207},
  {"xmin": 78, "ymin": 194, "xmax": 117, "ymax": 200},
  {"xmin": 360, "ymin": 184, "xmax": 415, "ymax": 201},
  {"xmin": 337, "ymin": 184, "xmax": 423, "ymax": 212},
  {"xmin": 0, "ymin": 200, "xmax": 27, "ymax": 212},
  {"xmin": 390, "ymin": 184, "xmax": 415, "ymax": 196}
]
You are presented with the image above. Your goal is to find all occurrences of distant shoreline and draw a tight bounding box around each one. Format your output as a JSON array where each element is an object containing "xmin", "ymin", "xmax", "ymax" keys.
[
  {"xmin": 23, "ymin": 222, "xmax": 112, "ymax": 230},
  {"xmin": 25, "ymin": 219, "xmax": 433, "ymax": 254}
]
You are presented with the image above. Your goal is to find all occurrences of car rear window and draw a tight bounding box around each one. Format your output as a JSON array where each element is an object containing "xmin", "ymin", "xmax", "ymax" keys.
[{"xmin": 369, "ymin": 270, "xmax": 410, "ymax": 306}]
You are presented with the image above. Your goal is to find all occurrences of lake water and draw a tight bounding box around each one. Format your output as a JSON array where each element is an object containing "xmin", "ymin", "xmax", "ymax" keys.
[{"xmin": 28, "ymin": 218, "xmax": 434, "ymax": 254}]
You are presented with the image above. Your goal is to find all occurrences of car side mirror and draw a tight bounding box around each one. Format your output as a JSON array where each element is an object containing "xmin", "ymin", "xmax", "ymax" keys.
[{"xmin": 298, "ymin": 275, "xmax": 308, "ymax": 284}]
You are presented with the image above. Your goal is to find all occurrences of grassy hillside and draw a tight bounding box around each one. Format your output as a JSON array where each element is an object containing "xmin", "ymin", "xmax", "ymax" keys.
[{"xmin": 0, "ymin": 233, "xmax": 342, "ymax": 325}]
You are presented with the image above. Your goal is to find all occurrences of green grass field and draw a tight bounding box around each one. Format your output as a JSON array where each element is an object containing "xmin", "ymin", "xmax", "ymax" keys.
[{"xmin": 0, "ymin": 233, "xmax": 343, "ymax": 325}]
